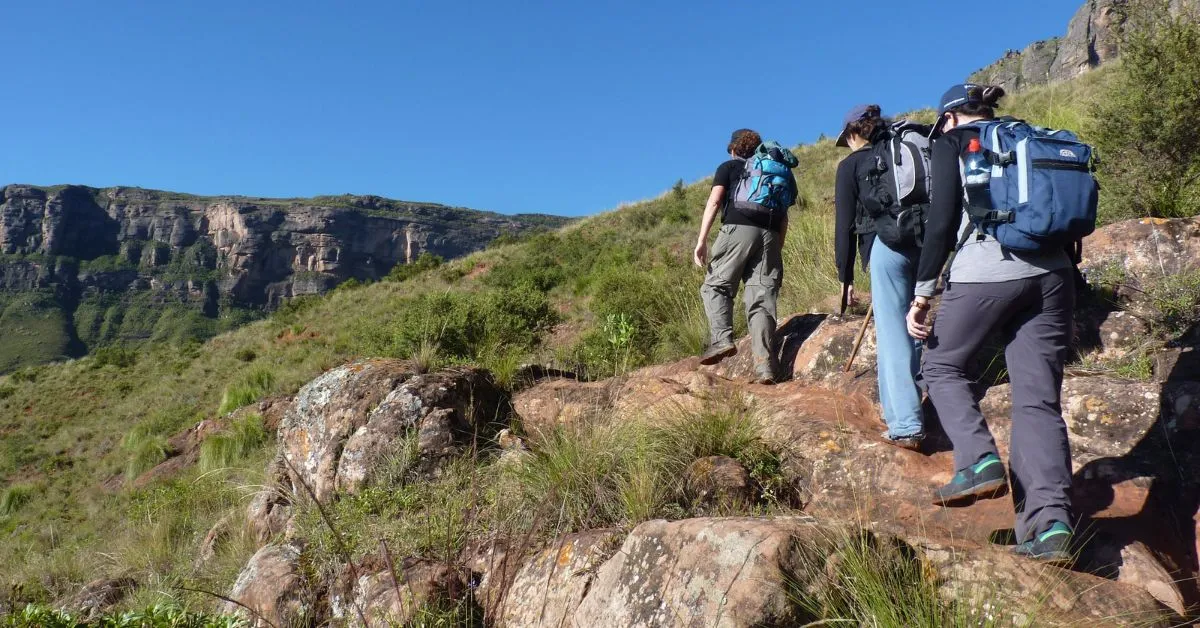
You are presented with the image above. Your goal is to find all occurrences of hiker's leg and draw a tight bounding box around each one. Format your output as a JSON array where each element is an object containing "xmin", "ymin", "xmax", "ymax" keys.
[
  {"xmin": 924, "ymin": 280, "xmax": 1022, "ymax": 471},
  {"xmin": 869, "ymin": 239, "xmax": 923, "ymax": 437},
  {"xmin": 1005, "ymin": 269, "xmax": 1074, "ymax": 543},
  {"xmin": 744, "ymin": 227, "xmax": 782, "ymax": 378},
  {"xmin": 702, "ymin": 225, "xmax": 753, "ymax": 347}
]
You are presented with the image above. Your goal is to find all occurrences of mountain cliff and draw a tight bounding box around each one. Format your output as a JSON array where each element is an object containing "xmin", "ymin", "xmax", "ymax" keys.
[
  {"xmin": 0, "ymin": 184, "xmax": 565, "ymax": 372},
  {"xmin": 969, "ymin": 0, "xmax": 1197, "ymax": 92}
]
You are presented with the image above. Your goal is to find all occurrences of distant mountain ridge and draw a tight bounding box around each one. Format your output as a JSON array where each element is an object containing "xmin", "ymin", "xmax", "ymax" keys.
[
  {"xmin": 969, "ymin": 0, "xmax": 1198, "ymax": 92},
  {"xmin": 0, "ymin": 184, "xmax": 567, "ymax": 371}
]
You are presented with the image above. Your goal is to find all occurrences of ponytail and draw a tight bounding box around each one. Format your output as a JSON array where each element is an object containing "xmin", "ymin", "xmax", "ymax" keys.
[{"xmin": 950, "ymin": 85, "xmax": 1006, "ymax": 119}]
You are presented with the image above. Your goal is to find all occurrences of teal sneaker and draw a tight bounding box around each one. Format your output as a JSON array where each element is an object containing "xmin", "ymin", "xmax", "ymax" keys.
[
  {"xmin": 932, "ymin": 454, "xmax": 1009, "ymax": 506},
  {"xmin": 1012, "ymin": 522, "xmax": 1073, "ymax": 565}
]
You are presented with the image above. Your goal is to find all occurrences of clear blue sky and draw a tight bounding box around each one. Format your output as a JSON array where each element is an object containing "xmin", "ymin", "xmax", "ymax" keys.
[{"xmin": 2, "ymin": 1, "xmax": 1080, "ymax": 217}]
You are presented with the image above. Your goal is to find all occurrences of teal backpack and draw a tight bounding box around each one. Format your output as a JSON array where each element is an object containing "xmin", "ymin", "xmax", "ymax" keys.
[{"xmin": 731, "ymin": 141, "xmax": 799, "ymax": 225}]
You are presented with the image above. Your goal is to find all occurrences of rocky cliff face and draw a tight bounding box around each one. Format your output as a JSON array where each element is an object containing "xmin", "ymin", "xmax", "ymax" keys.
[
  {"xmin": 969, "ymin": 0, "xmax": 1198, "ymax": 92},
  {"xmin": 0, "ymin": 185, "xmax": 565, "ymax": 371}
]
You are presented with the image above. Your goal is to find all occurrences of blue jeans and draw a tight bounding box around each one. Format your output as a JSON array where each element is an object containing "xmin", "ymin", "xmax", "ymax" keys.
[{"xmin": 869, "ymin": 239, "xmax": 924, "ymax": 437}]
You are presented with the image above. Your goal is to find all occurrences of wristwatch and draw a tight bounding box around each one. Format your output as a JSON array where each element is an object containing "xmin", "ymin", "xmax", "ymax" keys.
[{"xmin": 910, "ymin": 299, "xmax": 930, "ymax": 311}]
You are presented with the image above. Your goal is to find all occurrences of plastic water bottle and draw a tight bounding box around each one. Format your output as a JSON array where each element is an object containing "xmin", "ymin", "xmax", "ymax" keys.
[{"xmin": 964, "ymin": 138, "xmax": 991, "ymax": 209}]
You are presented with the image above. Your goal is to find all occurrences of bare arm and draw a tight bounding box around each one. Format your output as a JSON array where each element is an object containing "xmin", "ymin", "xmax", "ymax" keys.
[{"xmin": 693, "ymin": 185, "xmax": 725, "ymax": 268}]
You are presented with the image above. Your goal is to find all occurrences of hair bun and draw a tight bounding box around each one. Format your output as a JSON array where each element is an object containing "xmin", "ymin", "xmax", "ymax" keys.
[
  {"xmin": 864, "ymin": 104, "xmax": 882, "ymax": 118},
  {"xmin": 981, "ymin": 86, "xmax": 1006, "ymax": 106}
]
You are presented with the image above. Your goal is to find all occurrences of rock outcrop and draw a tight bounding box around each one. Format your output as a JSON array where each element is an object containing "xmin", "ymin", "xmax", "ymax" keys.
[
  {"xmin": 969, "ymin": 0, "xmax": 1199, "ymax": 92},
  {"xmin": 0, "ymin": 184, "xmax": 565, "ymax": 371},
  {"xmin": 215, "ymin": 215, "xmax": 1198, "ymax": 627}
]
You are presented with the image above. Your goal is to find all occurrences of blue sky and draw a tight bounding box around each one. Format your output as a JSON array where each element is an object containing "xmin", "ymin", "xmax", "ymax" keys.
[{"xmin": 1, "ymin": 1, "xmax": 1080, "ymax": 216}]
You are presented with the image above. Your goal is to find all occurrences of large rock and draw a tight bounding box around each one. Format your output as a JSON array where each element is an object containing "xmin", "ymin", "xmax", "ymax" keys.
[
  {"xmin": 331, "ymin": 559, "xmax": 467, "ymax": 627},
  {"xmin": 226, "ymin": 543, "xmax": 317, "ymax": 628},
  {"xmin": 562, "ymin": 518, "xmax": 1171, "ymax": 627},
  {"xmin": 60, "ymin": 577, "xmax": 137, "ymax": 619},
  {"xmin": 277, "ymin": 359, "xmax": 505, "ymax": 503},
  {"xmin": 497, "ymin": 529, "xmax": 620, "ymax": 627},
  {"xmin": 572, "ymin": 517, "xmax": 820, "ymax": 627}
]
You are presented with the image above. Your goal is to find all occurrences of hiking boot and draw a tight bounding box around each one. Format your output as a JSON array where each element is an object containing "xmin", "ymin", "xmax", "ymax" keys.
[
  {"xmin": 699, "ymin": 342, "xmax": 737, "ymax": 365},
  {"xmin": 881, "ymin": 431, "xmax": 924, "ymax": 452},
  {"xmin": 1012, "ymin": 522, "xmax": 1074, "ymax": 565},
  {"xmin": 933, "ymin": 453, "xmax": 1008, "ymax": 506}
]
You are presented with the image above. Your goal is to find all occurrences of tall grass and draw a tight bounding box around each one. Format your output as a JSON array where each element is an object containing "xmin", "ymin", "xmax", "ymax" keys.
[
  {"xmin": 198, "ymin": 414, "xmax": 270, "ymax": 473},
  {"xmin": 216, "ymin": 367, "xmax": 276, "ymax": 415},
  {"xmin": 121, "ymin": 425, "xmax": 170, "ymax": 481}
]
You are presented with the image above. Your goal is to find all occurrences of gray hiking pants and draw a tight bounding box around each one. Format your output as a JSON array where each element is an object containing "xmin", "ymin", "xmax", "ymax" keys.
[
  {"xmin": 923, "ymin": 269, "xmax": 1074, "ymax": 542},
  {"xmin": 701, "ymin": 223, "xmax": 782, "ymax": 377}
]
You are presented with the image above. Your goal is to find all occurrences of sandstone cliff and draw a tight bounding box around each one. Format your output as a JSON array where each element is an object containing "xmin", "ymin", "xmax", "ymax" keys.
[
  {"xmin": 0, "ymin": 184, "xmax": 565, "ymax": 372},
  {"xmin": 968, "ymin": 0, "xmax": 1198, "ymax": 92}
]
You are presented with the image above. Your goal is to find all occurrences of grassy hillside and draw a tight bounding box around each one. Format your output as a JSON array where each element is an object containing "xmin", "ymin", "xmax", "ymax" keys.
[{"xmin": 0, "ymin": 71, "xmax": 1121, "ymax": 613}]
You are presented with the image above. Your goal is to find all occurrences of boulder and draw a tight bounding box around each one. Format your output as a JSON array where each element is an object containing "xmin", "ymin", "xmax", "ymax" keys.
[
  {"xmin": 277, "ymin": 359, "xmax": 505, "ymax": 503},
  {"xmin": 572, "ymin": 517, "xmax": 821, "ymax": 627},
  {"xmin": 60, "ymin": 577, "xmax": 137, "ymax": 618},
  {"xmin": 225, "ymin": 543, "xmax": 317, "ymax": 628},
  {"xmin": 331, "ymin": 559, "xmax": 466, "ymax": 627},
  {"xmin": 683, "ymin": 456, "xmax": 756, "ymax": 509},
  {"xmin": 497, "ymin": 529, "xmax": 620, "ymax": 627},
  {"xmin": 246, "ymin": 454, "xmax": 294, "ymax": 546}
]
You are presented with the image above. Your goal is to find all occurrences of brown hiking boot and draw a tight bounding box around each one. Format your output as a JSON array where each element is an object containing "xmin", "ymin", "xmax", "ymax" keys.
[{"xmin": 699, "ymin": 342, "xmax": 737, "ymax": 365}]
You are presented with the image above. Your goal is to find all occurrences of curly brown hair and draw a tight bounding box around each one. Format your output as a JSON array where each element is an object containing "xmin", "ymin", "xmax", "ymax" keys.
[
  {"xmin": 843, "ymin": 105, "xmax": 889, "ymax": 143},
  {"xmin": 727, "ymin": 129, "xmax": 762, "ymax": 159}
]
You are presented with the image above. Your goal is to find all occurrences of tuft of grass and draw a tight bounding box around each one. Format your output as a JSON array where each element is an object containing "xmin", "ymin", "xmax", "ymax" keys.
[
  {"xmin": 0, "ymin": 484, "xmax": 37, "ymax": 517},
  {"xmin": 216, "ymin": 367, "xmax": 276, "ymax": 415},
  {"xmin": 788, "ymin": 531, "xmax": 1003, "ymax": 628},
  {"xmin": 198, "ymin": 414, "xmax": 270, "ymax": 473},
  {"xmin": 122, "ymin": 425, "xmax": 170, "ymax": 481}
]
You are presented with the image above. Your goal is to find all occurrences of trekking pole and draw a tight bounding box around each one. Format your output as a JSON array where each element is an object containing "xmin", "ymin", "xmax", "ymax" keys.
[{"xmin": 843, "ymin": 303, "xmax": 873, "ymax": 373}]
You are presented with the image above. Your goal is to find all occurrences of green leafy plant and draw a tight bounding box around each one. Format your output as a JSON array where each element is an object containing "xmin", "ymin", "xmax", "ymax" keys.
[{"xmin": 1091, "ymin": 0, "xmax": 1200, "ymax": 220}]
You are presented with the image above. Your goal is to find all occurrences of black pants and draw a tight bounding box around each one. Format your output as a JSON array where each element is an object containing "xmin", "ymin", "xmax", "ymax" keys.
[{"xmin": 924, "ymin": 269, "xmax": 1074, "ymax": 542}]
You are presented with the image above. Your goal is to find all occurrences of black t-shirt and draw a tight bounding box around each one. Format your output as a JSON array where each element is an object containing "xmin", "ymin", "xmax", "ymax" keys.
[{"xmin": 711, "ymin": 158, "xmax": 782, "ymax": 232}]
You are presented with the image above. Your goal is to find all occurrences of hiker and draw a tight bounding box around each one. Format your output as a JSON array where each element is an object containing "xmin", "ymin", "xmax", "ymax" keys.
[
  {"xmin": 834, "ymin": 105, "xmax": 932, "ymax": 450},
  {"xmin": 909, "ymin": 84, "xmax": 1097, "ymax": 563},
  {"xmin": 694, "ymin": 129, "xmax": 798, "ymax": 384}
]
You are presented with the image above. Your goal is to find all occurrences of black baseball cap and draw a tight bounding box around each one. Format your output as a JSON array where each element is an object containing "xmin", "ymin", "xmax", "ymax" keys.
[
  {"xmin": 835, "ymin": 104, "xmax": 872, "ymax": 147},
  {"xmin": 930, "ymin": 83, "xmax": 981, "ymax": 138}
]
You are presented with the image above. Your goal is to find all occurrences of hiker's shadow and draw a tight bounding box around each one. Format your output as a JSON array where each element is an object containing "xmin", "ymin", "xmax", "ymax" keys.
[{"xmin": 1070, "ymin": 329, "xmax": 1200, "ymax": 613}]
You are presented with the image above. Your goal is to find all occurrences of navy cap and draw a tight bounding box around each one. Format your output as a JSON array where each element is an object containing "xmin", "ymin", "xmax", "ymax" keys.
[
  {"xmin": 835, "ymin": 104, "xmax": 872, "ymax": 147},
  {"xmin": 930, "ymin": 83, "xmax": 981, "ymax": 138}
]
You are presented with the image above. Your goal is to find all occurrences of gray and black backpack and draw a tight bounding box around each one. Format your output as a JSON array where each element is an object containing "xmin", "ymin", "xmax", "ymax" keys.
[{"xmin": 861, "ymin": 120, "xmax": 933, "ymax": 249}]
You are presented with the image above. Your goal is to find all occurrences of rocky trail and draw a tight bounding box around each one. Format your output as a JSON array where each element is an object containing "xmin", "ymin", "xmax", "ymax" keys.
[{"xmin": 72, "ymin": 216, "xmax": 1200, "ymax": 626}]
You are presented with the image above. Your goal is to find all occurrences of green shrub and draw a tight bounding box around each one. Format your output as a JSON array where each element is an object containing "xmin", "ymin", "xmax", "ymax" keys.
[
  {"xmin": 199, "ymin": 414, "xmax": 270, "ymax": 472},
  {"xmin": 233, "ymin": 347, "xmax": 257, "ymax": 362},
  {"xmin": 1091, "ymin": 0, "xmax": 1200, "ymax": 221},
  {"xmin": 2, "ymin": 603, "xmax": 244, "ymax": 627},
  {"xmin": 1146, "ymin": 271, "xmax": 1200, "ymax": 337},
  {"xmin": 89, "ymin": 345, "xmax": 138, "ymax": 369},
  {"xmin": 386, "ymin": 251, "xmax": 444, "ymax": 282}
]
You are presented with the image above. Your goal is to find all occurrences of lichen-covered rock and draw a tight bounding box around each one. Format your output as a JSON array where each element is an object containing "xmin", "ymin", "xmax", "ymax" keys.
[
  {"xmin": 683, "ymin": 456, "xmax": 756, "ymax": 509},
  {"xmin": 331, "ymin": 559, "xmax": 466, "ymax": 627},
  {"xmin": 497, "ymin": 529, "xmax": 620, "ymax": 627},
  {"xmin": 573, "ymin": 517, "xmax": 821, "ymax": 627},
  {"xmin": 226, "ymin": 543, "xmax": 317, "ymax": 628},
  {"xmin": 60, "ymin": 577, "xmax": 137, "ymax": 619},
  {"xmin": 277, "ymin": 359, "xmax": 504, "ymax": 503},
  {"xmin": 246, "ymin": 454, "xmax": 294, "ymax": 545},
  {"xmin": 916, "ymin": 539, "xmax": 1175, "ymax": 626}
]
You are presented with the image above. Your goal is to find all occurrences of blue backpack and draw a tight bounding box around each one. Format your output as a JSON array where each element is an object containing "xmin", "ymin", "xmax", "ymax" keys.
[
  {"xmin": 963, "ymin": 118, "xmax": 1098, "ymax": 251},
  {"xmin": 731, "ymin": 141, "xmax": 799, "ymax": 224}
]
